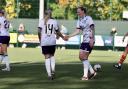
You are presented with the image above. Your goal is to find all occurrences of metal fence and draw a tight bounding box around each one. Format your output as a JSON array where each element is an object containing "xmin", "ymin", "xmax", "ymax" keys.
[{"xmin": 10, "ymin": 19, "xmax": 128, "ymax": 36}]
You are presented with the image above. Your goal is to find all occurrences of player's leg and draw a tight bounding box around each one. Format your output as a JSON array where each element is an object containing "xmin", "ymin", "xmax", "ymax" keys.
[
  {"xmin": 0, "ymin": 44, "xmax": 3, "ymax": 61},
  {"xmin": 88, "ymin": 60, "xmax": 97, "ymax": 79},
  {"xmin": 79, "ymin": 50, "xmax": 89, "ymax": 80},
  {"xmin": 42, "ymin": 46, "xmax": 53, "ymax": 80},
  {"xmin": 0, "ymin": 37, "xmax": 3, "ymax": 61},
  {"xmin": 44, "ymin": 54, "xmax": 52, "ymax": 80},
  {"xmin": 114, "ymin": 46, "xmax": 128, "ymax": 69},
  {"xmin": 79, "ymin": 43, "xmax": 96, "ymax": 80},
  {"xmin": 1, "ymin": 44, "xmax": 10, "ymax": 71},
  {"xmin": 87, "ymin": 46, "xmax": 96, "ymax": 79},
  {"xmin": 1, "ymin": 36, "xmax": 10, "ymax": 71},
  {"xmin": 49, "ymin": 45, "xmax": 56, "ymax": 77}
]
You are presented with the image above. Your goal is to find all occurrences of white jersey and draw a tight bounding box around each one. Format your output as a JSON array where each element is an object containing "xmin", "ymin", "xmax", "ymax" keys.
[
  {"xmin": 76, "ymin": 16, "xmax": 94, "ymax": 43},
  {"xmin": 38, "ymin": 19, "xmax": 59, "ymax": 46},
  {"xmin": 0, "ymin": 16, "xmax": 10, "ymax": 36}
]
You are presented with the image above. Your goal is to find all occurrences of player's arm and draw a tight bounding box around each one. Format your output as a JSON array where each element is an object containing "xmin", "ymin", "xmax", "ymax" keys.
[
  {"xmin": 122, "ymin": 32, "xmax": 128, "ymax": 42},
  {"xmin": 90, "ymin": 24, "xmax": 95, "ymax": 42},
  {"xmin": 89, "ymin": 24, "xmax": 95, "ymax": 48},
  {"xmin": 38, "ymin": 27, "xmax": 42, "ymax": 42},
  {"xmin": 68, "ymin": 29, "xmax": 81, "ymax": 38},
  {"xmin": 55, "ymin": 30, "xmax": 64, "ymax": 39}
]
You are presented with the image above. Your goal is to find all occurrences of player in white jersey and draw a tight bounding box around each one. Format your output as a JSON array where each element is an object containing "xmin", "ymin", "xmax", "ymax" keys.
[
  {"xmin": 64, "ymin": 6, "xmax": 96, "ymax": 80},
  {"xmin": 38, "ymin": 9, "xmax": 66, "ymax": 80},
  {"xmin": 0, "ymin": 10, "xmax": 10, "ymax": 71}
]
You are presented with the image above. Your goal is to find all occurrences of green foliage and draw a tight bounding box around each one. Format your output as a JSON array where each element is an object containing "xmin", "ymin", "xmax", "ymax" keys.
[
  {"xmin": 19, "ymin": 0, "xmax": 39, "ymax": 18},
  {"xmin": 50, "ymin": 3, "xmax": 65, "ymax": 19},
  {"xmin": 0, "ymin": 0, "xmax": 6, "ymax": 10},
  {"xmin": 1, "ymin": 0, "xmax": 128, "ymax": 20},
  {"xmin": 50, "ymin": 0, "xmax": 128, "ymax": 20},
  {"xmin": 5, "ymin": 0, "xmax": 17, "ymax": 19}
]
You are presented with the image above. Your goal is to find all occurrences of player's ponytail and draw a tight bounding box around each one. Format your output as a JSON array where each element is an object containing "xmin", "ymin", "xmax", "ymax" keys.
[{"xmin": 44, "ymin": 9, "xmax": 52, "ymax": 25}]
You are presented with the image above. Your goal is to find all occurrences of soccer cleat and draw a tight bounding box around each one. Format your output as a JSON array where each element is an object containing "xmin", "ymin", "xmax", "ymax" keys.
[
  {"xmin": 2, "ymin": 67, "xmax": 10, "ymax": 71},
  {"xmin": 48, "ymin": 76, "xmax": 54, "ymax": 80},
  {"xmin": 113, "ymin": 64, "xmax": 121, "ymax": 70},
  {"xmin": 51, "ymin": 72, "xmax": 55, "ymax": 79},
  {"xmin": 88, "ymin": 72, "xmax": 97, "ymax": 79},
  {"xmin": 81, "ymin": 76, "xmax": 88, "ymax": 80}
]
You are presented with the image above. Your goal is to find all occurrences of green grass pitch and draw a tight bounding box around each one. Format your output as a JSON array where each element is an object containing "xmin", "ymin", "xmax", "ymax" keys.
[{"xmin": 0, "ymin": 48, "xmax": 128, "ymax": 89}]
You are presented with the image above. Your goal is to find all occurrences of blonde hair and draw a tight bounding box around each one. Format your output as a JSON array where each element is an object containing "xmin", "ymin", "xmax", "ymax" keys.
[{"xmin": 44, "ymin": 9, "xmax": 52, "ymax": 25}]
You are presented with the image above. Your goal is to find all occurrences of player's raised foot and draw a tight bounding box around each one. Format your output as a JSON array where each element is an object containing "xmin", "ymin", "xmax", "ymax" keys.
[
  {"xmin": 113, "ymin": 64, "xmax": 121, "ymax": 70},
  {"xmin": 51, "ymin": 72, "xmax": 55, "ymax": 79},
  {"xmin": 88, "ymin": 72, "xmax": 97, "ymax": 79},
  {"xmin": 81, "ymin": 76, "xmax": 88, "ymax": 80},
  {"xmin": 48, "ymin": 76, "xmax": 54, "ymax": 80},
  {"xmin": 2, "ymin": 67, "xmax": 10, "ymax": 71}
]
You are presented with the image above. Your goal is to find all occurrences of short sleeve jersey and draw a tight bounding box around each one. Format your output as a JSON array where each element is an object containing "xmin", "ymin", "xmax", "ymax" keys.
[
  {"xmin": 38, "ymin": 19, "xmax": 59, "ymax": 46},
  {"xmin": 76, "ymin": 16, "xmax": 94, "ymax": 43},
  {"xmin": 0, "ymin": 16, "xmax": 10, "ymax": 36}
]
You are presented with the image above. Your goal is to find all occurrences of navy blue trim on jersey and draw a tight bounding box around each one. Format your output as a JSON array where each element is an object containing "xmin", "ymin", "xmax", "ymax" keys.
[
  {"xmin": 90, "ymin": 24, "xmax": 95, "ymax": 28},
  {"xmin": 76, "ymin": 27, "xmax": 81, "ymax": 29}
]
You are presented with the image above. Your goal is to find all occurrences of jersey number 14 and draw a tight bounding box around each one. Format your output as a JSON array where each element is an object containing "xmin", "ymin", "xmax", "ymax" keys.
[{"xmin": 45, "ymin": 24, "xmax": 54, "ymax": 35}]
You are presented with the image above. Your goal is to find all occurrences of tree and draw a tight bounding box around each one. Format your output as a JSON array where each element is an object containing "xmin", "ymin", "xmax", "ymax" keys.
[
  {"xmin": 5, "ymin": 0, "xmax": 17, "ymax": 19},
  {"xmin": 0, "ymin": 0, "xmax": 6, "ymax": 10}
]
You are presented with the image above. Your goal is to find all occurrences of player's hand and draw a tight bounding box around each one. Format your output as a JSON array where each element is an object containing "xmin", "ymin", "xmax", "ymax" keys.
[{"xmin": 63, "ymin": 35, "xmax": 69, "ymax": 41}]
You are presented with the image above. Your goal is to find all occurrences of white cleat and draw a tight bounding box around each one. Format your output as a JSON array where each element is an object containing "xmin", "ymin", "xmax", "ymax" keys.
[
  {"xmin": 81, "ymin": 76, "xmax": 88, "ymax": 80},
  {"xmin": 2, "ymin": 68, "xmax": 10, "ymax": 71},
  {"xmin": 88, "ymin": 72, "xmax": 97, "ymax": 79}
]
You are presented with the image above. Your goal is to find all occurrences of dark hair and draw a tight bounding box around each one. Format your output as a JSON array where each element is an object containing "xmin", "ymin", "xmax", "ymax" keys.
[
  {"xmin": 0, "ymin": 10, "xmax": 4, "ymax": 14},
  {"xmin": 44, "ymin": 8, "xmax": 52, "ymax": 16},
  {"xmin": 77, "ymin": 6, "xmax": 87, "ymax": 13}
]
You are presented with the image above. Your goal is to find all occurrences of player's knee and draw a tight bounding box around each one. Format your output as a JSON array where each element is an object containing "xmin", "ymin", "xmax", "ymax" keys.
[{"xmin": 79, "ymin": 54, "xmax": 85, "ymax": 60}]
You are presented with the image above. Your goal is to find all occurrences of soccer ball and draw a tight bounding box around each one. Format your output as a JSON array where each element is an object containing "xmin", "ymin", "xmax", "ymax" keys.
[{"xmin": 93, "ymin": 64, "xmax": 101, "ymax": 72}]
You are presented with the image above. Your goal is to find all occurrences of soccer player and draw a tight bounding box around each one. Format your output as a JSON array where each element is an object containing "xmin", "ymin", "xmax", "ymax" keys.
[
  {"xmin": 38, "ymin": 9, "xmax": 66, "ymax": 80},
  {"xmin": 0, "ymin": 10, "xmax": 10, "ymax": 71},
  {"xmin": 64, "ymin": 6, "xmax": 96, "ymax": 80},
  {"xmin": 114, "ymin": 32, "xmax": 128, "ymax": 69}
]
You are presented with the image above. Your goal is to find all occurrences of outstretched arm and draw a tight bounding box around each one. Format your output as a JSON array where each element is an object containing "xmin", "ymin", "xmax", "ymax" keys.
[
  {"xmin": 64, "ymin": 29, "xmax": 80, "ymax": 40},
  {"xmin": 68, "ymin": 29, "xmax": 80, "ymax": 38}
]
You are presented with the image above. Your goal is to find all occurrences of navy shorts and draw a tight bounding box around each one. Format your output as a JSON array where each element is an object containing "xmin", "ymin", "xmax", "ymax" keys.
[
  {"xmin": 80, "ymin": 43, "xmax": 93, "ymax": 53},
  {"xmin": 41, "ymin": 45, "xmax": 56, "ymax": 55},
  {"xmin": 0, "ymin": 36, "xmax": 10, "ymax": 45}
]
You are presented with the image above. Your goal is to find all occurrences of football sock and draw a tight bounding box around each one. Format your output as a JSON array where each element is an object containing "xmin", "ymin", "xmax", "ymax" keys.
[
  {"xmin": 2, "ymin": 55, "xmax": 10, "ymax": 69},
  {"xmin": 82, "ymin": 59, "xmax": 89, "ymax": 78},
  {"xmin": 0, "ymin": 54, "xmax": 3, "ymax": 62},
  {"xmin": 87, "ymin": 60, "xmax": 95, "ymax": 74},
  {"xmin": 118, "ymin": 54, "xmax": 126, "ymax": 65},
  {"xmin": 50, "ymin": 56, "xmax": 55, "ymax": 72},
  {"xmin": 45, "ymin": 58, "xmax": 51, "ymax": 77}
]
